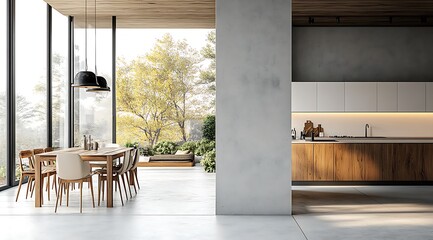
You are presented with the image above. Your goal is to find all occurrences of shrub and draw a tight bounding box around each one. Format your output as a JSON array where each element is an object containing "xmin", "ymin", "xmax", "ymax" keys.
[
  {"xmin": 153, "ymin": 141, "xmax": 178, "ymax": 154},
  {"xmin": 195, "ymin": 139, "xmax": 215, "ymax": 156},
  {"xmin": 139, "ymin": 145, "xmax": 154, "ymax": 156},
  {"xmin": 125, "ymin": 141, "xmax": 139, "ymax": 148},
  {"xmin": 201, "ymin": 148, "xmax": 216, "ymax": 173},
  {"xmin": 179, "ymin": 141, "xmax": 198, "ymax": 153},
  {"xmin": 202, "ymin": 115, "xmax": 215, "ymax": 141}
]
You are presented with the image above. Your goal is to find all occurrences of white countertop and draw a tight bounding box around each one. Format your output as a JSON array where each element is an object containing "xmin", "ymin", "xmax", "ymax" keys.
[{"xmin": 292, "ymin": 137, "xmax": 433, "ymax": 144}]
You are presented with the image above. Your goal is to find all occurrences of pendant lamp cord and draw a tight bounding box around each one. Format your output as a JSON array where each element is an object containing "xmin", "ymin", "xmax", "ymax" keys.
[
  {"xmin": 85, "ymin": 0, "xmax": 88, "ymax": 70},
  {"xmin": 94, "ymin": 0, "xmax": 97, "ymax": 75}
]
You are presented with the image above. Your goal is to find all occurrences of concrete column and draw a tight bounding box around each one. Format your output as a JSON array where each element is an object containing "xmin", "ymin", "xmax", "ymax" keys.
[{"xmin": 216, "ymin": 0, "xmax": 292, "ymax": 215}]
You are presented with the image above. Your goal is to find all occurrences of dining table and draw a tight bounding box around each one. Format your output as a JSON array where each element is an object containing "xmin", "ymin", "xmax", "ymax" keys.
[{"xmin": 34, "ymin": 147, "xmax": 132, "ymax": 208}]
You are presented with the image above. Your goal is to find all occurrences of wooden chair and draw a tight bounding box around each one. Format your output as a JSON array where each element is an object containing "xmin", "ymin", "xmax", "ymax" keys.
[
  {"xmin": 16, "ymin": 150, "xmax": 35, "ymax": 202},
  {"xmin": 15, "ymin": 150, "xmax": 51, "ymax": 202},
  {"xmin": 121, "ymin": 149, "xmax": 137, "ymax": 199},
  {"xmin": 43, "ymin": 147, "xmax": 58, "ymax": 193},
  {"xmin": 33, "ymin": 148, "xmax": 57, "ymax": 201},
  {"xmin": 96, "ymin": 149, "xmax": 132, "ymax": 206},
  {"xmin": 55, "ymin": 153, "xmax": 95, "ymax": 213},
  {"xmin": 128, "ymin": 148, "xmax": 141, "ymax": 194}
]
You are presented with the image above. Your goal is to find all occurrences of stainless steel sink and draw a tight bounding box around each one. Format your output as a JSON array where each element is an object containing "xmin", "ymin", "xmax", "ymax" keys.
[
  {"xmin": 312, "ymin": 139, "xmax": 337, "ymax": 142},
  {"xmin": 305, "ymin": 137, "xmax": 337, "ymax": 142}
]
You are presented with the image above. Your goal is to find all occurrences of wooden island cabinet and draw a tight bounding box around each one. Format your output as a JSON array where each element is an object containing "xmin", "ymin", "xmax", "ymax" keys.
[{"xmin": 292, "ymin": 142, "xmax": 433, "ymax": 182}]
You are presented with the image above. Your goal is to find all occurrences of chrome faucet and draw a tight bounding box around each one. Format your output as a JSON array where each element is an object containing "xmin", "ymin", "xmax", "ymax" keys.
[{"xmin": 365, "ymin": 124, "xmax": 370, "ymax": 137}]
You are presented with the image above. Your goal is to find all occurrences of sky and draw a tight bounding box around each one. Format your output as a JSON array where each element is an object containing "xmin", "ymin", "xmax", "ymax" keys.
[{"xmin": 117, "ymin": 28, "xmax": 213, "ymax": 61}]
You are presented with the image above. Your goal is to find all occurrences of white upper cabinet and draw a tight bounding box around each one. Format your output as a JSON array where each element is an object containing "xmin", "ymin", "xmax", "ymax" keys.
[
  {"xmin": 377, "ymin": 82, "xmax": 398, "ymax": 112},
  {"xmin": 345, "ymin": 82, "xmax": 377, "ymax": 112},
  {"xmin": 317, "ymin": 82, "xmax": 345, "ymax": 112},
  {"xmin": 397, "ymin": 82, "xmax": 426, "ymax": 112},
  {"xmin": 292, "ymin": 82, "xmax": 432, "ymax": 112},
  {"xmin": 292, "ymin": 82, "xmax": 317, "ymax": 112},
  {"xmin": 426, "ymin": 83, "xmax": 433, "ymax": 112}
]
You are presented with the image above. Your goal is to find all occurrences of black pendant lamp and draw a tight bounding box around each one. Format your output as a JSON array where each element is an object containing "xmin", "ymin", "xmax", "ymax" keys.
[
  {"xmin": 87, "ymin": 76, "xmax": 111, "ymax": 92},
  {"xmin": 86, "ymin": 0, "xmax": 111, "ymax": 93},
  {"xmin": 72, "ymin": 0, "xmax": 99, "ymax": 89}
]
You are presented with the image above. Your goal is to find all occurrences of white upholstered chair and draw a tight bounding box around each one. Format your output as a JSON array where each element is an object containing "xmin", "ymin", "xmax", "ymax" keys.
[{"xmin": 55, "ymin": 153, "xmax": 95, "ymax": 213}]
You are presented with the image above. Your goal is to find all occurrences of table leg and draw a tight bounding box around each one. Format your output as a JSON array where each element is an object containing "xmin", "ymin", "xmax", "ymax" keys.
[
  {"xmin": 35, "ymin": 156, "xmax": 42, "ymax": 207},
  {"xmin": 106, "ymin": 156, "xmax": 113, "ymax": 208}
]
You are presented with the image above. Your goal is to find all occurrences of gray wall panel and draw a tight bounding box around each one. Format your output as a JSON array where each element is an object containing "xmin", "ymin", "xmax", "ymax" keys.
[
  {"xmin": 293, "ymin": 27, "xmax": 433, "ymax": 82},
  {"xmin": 216, "ymin": 0, "xmax": 292, "ymax": 215}
]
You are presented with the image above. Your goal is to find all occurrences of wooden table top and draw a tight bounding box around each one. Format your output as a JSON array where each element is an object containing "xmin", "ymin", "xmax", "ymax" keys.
[{"xmin": 36, "ymin": 147, "xmax": 133, "ymax": 161}]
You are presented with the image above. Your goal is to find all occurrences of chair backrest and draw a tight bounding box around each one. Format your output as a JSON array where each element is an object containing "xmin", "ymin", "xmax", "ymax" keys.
[
  {"xmin": 130, "ymin": 149, "xmax": 140, "ymax": 171},
  {"xmin": 56, "ymin": 153, "xmax": 90, "ymax": 180},
  {"xmin": 127, "ymin": 149, "xmax": 138, "ymax": 171},
  {"xmin": 117, "ymin": 150, "xmax": 132, "ymax": 175},
  {"xmin": 33, "ymin": 148, "xmax": 44, "ymax": 155},
  {"xmin": 18, "ymin": 150, "xmax": 34, "ymax": 171},
  {"xmin": 33, "ymin": 148, "xmax": 46, "ymax": 166},
  {"xmin": 44, "ymin": 147, "xmax": 53, "ymax": 152}
]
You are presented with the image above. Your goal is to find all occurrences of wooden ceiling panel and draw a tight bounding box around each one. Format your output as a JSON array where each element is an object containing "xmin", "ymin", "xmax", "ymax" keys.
[
  {"xmin": 45, "ymin": 0, "xmax": 433, "ymax": 27},
  {"xmin": 44, "ymin": 0, "xmax": 216, "ymax": 28}
]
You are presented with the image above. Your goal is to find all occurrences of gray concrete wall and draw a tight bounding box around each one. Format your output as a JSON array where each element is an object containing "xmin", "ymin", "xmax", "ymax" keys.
[
  {"xmin": 216, "ymin": 0, "xmax": 292, "ymax": 215},
  {"xmin": 293, "ymin": 27, "xmax": 433, "ymax": 82}
]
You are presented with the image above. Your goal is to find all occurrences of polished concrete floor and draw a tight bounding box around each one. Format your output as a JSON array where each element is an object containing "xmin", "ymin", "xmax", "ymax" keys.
[{"xmin": 1, "ymin": 166, "xmax": 433, "ymax": 240}]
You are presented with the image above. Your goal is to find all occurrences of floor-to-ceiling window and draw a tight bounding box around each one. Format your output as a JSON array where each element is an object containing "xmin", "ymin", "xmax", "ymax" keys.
[
  {"xmin": 15, "ymin": 0, "xmax": 47, "ymax": 175},
  {"xmin": 0, "ymin": 0, "xmax": 7, "ymax": 187},
  {"xmin": 74, "ymin": 18, "xmax": 112, "ymax": 146},
  {"xmin": 115, "ymin": 29, "xmax": 215, "ymax": 147},
  {"xmin": 52, "ymin": 8, "xmax": 68, "ymax": 148}
]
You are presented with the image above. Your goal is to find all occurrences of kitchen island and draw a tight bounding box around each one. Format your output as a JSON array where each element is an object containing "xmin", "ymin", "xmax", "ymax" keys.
[{"xmin": 292, "ymin": 138, "xmax": 433, "ymax": 183}]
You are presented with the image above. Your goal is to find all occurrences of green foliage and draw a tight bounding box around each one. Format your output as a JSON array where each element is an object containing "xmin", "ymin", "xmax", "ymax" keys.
[
  {"xmin": 201, "ymin": 148, "xmax": 216, "ymax": 173},
  {"xmin": 195, "ymin": 139, "xmax": 215, "ymax": 156},
  {"xmin": 125, "ymin": 141, "xmax": 139, "ymax": 148},
  {"xmin": 200, "ymin": 30, "xmax": 216, "ymax": 86},
  {"xmin": 179, "ymin": 141, "xmax": 198, "ymax": 153},
  {"xmin": 153, "ymin": 141, "xmax": 178, "ymax": 155},
  {"xmin": 140, "ymin": 146, "xmax": 154, "ymax": 156},
  {"xmin": 202, "ymin": 115, "xmax": 215, "ymax": 141}
]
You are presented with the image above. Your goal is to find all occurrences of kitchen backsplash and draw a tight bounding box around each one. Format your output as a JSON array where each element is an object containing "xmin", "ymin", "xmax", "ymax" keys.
[{"xmin": 292, "ymin": 113, "xmax": 433, "ymax": 138}]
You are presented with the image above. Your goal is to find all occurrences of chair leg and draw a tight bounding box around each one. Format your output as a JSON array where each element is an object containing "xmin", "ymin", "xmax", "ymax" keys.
[
  {"xmin": 130, "ymin": 171, "xmax": 137, "ymax": 195},
  {"xmin": 134, "ymin": 168, "xmax": 140, "ymax": 190},
  {"xmin": 125, "ymin": 172, "xmax": 133, "ymax": 198},
  {"xmin": 66, "ymin": 183, "xmax": 70, "ymax": 207},
  {"xmin": 80, "ymin": 181, "xmax": 83, "ymax": 213},
  {"xmin": 89, "ymin": 177, "xmax": 95, "ymax": 208},
  {"xmin": 47, "ymin": 174, "xmax": 51, "ymax": 201},
  {"xmin": 121, "ymin": 174, "xmax": 129, "ymax": 200},
  {"xmin": 25, "ymin": 176, "xmax": 32, "ymax": 199},
  {"xmin": 117, "ymin": 179, "xmax": 124, "ymax": 206},
  {"xmin": 41, "ymin": 177, "xmax": 44, "ymax": 205},
  {"xmin": 53, "ymin": 174, "xmax": 58, "ymax": 195},
  {"xmin": 15, "ymin": 174, "xmax": 24, "ymax": 202},
  {"xmin": 59, "ymin": 182, "xmax": 63, "ymax": 206},
  {"xmin": 55, "ymin": 180, "xmax": 63, "ymax": 213},
  {"xmin": 102, "ymin": 178, "xmax": 105, "ymax": 201},
  {"xmin": 97, "ymin": 175, "xmax": 101, "ymax": 207}
]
